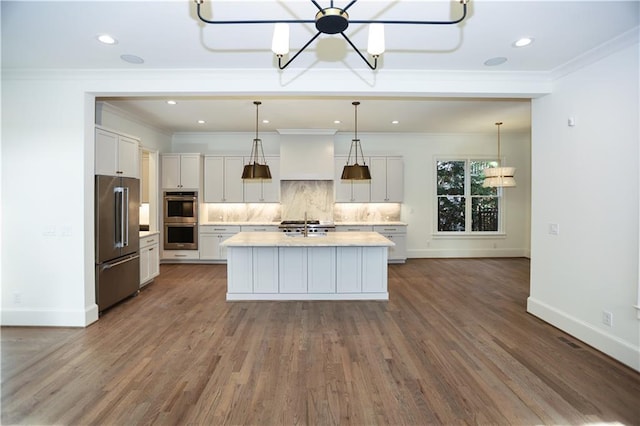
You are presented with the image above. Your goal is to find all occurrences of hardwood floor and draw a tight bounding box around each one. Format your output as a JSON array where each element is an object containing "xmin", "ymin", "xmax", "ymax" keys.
[{"xmin": 2, "ymin": 258, "xmax": 639, "ymax": 425}]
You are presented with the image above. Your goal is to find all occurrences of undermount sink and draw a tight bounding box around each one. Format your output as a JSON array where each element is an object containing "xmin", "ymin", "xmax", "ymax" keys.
[{"xmin": 284, "ymin": 232, "xmax": 328, "ymax": 238}]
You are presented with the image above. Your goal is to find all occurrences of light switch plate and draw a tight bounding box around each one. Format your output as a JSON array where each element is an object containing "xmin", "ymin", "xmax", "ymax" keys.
[{"xmin": 549, "ymin": 223, "xmax": 560, "ymax": 235}]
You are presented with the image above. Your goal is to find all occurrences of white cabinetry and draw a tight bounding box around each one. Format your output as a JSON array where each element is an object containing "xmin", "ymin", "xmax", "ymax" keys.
[
  {"xmin": 161, "ymin": 154, "xmax": 201, "ymax": 190},
  {"xmin": 373, "ymin": 225, "xmax": 407, "ymax": 263},
  {"xmin": 279, "ymin": 247, "xmax": 308, "ymax": 293},
  {"xmin": 253, "ymin": 248, "xmax": 279, "ymax": 293},
  {"xmin": 95, "ymin": 127, "xmax": 140, "ymax": 178},
  {"xmin": 203, "ymin": 156, "xmax": 244, "ymax": 202},
  {"xmin": 334, "ymin": 157, "xmax": 370, "ymax": 202},
  {"xmin": 226, "ymin": 244, "xmax": 388, "ymax": 300},
  {"xmin": 336, "ymin": 247, "xmax": 362, "ymax": 293},
  {"xmin": 241, "ymin": 225, "xmax": 279, "ymax": 232},
  {"xmin": 199, "ymin": 225, "xmax": 241, "ymax": 260},
  {"xmin": 370, "ymin": 157, "xmax": 403, "ymax": 202},
  {"xmin": 140, "ymin": 233, "xmax": 160, "ymax": 287},
  {"xmin": 307, "ymin": 247, "xmax": 336, "ymax": 293},
  {"xmin": 335, "ymin": 225, "xmax": 374, "ymax": 232},
  {"xmin": 244, "ymin": 157, "xmax": 280, "ymax": 202},
  {"xmin": 227, "ymin": 247, "xmax": 279, "ymax": 293}
]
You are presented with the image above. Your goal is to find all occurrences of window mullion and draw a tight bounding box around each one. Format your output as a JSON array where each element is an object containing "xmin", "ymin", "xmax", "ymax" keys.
[{"xmin": 465, "ymin": 159, "xmax": 472, "ymax": 233}]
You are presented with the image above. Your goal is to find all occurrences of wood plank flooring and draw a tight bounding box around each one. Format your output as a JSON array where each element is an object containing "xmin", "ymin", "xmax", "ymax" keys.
[{"xmin": 2, "ymin": 258, "xmax": 639, "ymax": 425}]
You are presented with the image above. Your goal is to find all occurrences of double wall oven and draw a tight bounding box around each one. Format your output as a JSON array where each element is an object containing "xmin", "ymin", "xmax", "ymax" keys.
[{"xmin": 164, "ymin": 191, "xmax": 198, "ymax": 250}]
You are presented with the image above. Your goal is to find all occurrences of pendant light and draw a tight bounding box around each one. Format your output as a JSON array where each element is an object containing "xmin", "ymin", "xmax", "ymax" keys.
[
  {"xmin": 242, "ymin": 101, "xmax": 272, "ymax": 180},
  {"xmin": 341, "ymin": 101, "xmax": 371, "ymax": 180},
  {"xmin": 483, "ymin": 122, "xmax": 516, "ymax": 188}
]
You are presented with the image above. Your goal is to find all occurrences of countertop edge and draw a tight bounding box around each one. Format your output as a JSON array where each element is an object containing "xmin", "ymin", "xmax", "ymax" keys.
[{"xmin": 221, "ymin": 232, "xmax": 395, "ymax": 247}]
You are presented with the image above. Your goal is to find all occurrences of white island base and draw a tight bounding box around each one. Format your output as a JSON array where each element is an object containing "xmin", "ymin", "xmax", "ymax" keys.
[{"xmin": 221, "ymin": 232, "xmax": 394, "ymax": 301}]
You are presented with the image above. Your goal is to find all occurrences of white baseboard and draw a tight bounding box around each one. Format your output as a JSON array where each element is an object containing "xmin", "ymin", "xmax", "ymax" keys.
[
  {"xmin": 408, "ymin": 248, "xmax": 528, "ymax": 258},
  {"xmin": 1, "ymin": 304, "xmax": 99, "ymax": 327},
  {"xmin": 527, "ymin": 297, "xmax": 640, "ymax": 372}
]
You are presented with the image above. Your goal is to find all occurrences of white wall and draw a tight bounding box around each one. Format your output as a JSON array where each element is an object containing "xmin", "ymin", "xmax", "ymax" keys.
[
  {"xmin": 1, "ymin": 79, "xmax": 95, "ymax": 326},
  {"xmin": 528, "ymin": 42, "xmax": 640, "ymax": 371}
]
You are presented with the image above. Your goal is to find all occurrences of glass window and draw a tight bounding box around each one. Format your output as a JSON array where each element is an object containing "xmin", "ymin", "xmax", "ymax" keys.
[{"xmin": 437, "ymin": 159, "xmax": 502, "ymax": 233}]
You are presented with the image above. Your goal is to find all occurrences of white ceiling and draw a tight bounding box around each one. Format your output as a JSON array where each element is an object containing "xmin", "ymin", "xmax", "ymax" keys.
[{"xmin": 3, "ymin": 1, "xmax": 638, "ymax": 133}]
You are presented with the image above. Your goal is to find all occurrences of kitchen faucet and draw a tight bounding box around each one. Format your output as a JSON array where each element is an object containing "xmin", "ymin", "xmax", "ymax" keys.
[{"xmin": 303, "ymin": 212, "xmax": 308, "ymax": 237}]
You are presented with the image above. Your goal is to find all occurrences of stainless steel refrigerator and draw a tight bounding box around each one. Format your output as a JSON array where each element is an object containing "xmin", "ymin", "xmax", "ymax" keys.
[{"xmin": 95, "ymin": 175, "xmax": 140, "ymax": 312}]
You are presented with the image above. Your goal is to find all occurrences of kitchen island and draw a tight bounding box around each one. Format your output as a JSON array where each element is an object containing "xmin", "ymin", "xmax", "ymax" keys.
[{"xmin": 221, "ymin": 232, "xmax": 394, "ymax": 301}]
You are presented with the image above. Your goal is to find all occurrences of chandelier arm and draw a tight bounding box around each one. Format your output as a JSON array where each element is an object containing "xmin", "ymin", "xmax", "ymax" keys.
[
  {"xmin": 276, "ymin": 32, "xmax": 323, "ymax": 70},
  {"xmin": 310, "ymin": 0, "xmax": 325, "ymax": 13},
  {"xmin": 341, "ymin": 33, "xmax": 378, "ymax": 70},
  {"xmin": 350, "ymin": 2, "xmax": 468, "ymax": 26},
  {"xmin": 342, "ymin": 0, "xmax": 358, "ymax": 13},
  {"xmin": 196, "ymin": 3, "xmax": 314, "ymax": 25}
]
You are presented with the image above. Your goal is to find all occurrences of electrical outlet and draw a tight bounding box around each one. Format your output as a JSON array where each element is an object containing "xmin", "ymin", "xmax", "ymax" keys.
[
  {"xmin": 602, "ymin": 310, "xmax": 613, "ymax": 327},
  {"xmin": 13, "ymin": 292, "xmax": 21, "ymax": 304}
]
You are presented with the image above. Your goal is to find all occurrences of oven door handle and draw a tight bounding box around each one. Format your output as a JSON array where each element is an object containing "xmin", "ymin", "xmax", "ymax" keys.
[{"xmin": 165, "ymin": 196, "xmax": 198, "ymax": 201}]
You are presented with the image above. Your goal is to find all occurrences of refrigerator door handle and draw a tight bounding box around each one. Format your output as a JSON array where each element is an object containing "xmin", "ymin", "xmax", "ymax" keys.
[
  {"xmin": 101, "ymin": 254, "xmax": 140, "ymax": 270},
  {"xmin": 123, "ymin": 186, "xmax": 129, "ymax": 247},
  {"xmin": 115, "ymin": 187, "xmax": 124, "ymax": 248}
]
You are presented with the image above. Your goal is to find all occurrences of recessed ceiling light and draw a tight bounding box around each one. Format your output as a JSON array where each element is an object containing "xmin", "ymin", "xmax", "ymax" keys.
[
  {"xmin": 197, "ymin": 120, "xmax": 206, "ymax": 124},
  {"xmin": 167, "ymin": 100, "xmax": 177, "ymax": 105},
  {"xmin": 334, "ymin": 120, "xmax": 341, "ymax": 124},
  {"xmin": 484, "ymin": 57, "xmax": 507, "ymax": 66},
  {"xmin": 262, "ymin": 119, "xmax": 269, "ymax": 124},
  {"xmin": 514, "ymin": 37, "xmax": 534, "ymax": 47},
  {"xmin": 391, "ymin": 120, "xmax": 399, "ymax": 125},
  {"xmin": 120, "ymin": 54, "xmax": 144, "ymax": 64},
  {"xmin": 97, "ymin": 34, "xmax": 117, "ymax": 45}
]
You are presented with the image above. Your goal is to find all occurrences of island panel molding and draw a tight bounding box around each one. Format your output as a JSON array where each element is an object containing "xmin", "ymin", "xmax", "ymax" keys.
[{"xmin": 222, "ymin": 232, "xmax": 392, "ymax": 300}]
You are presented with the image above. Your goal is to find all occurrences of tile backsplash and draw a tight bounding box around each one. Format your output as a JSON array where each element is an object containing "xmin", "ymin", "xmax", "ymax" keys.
[
  {"xmin": 280, "ymin": 180, "xmax": 334, "ymax": 221},
  {"xmin": 203, "ymin": 180, "xmax": 401, "ymax": 223}
]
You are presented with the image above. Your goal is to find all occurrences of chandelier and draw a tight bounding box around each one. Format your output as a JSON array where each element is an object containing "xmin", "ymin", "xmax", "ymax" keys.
[
  {"xmin": 194, "ymin": 0, "xmax": 470, "ymax": 70},
  {"xmin": 483, "ymin": 122, "xmax": 516, "ymax": 188},
  {"xmin": 241, "ymin": 101, "xmax": 272, "ymax": 180},
  {"xmin": 341, "ymin": 101, "xmax": 371, "ymax": 180}
]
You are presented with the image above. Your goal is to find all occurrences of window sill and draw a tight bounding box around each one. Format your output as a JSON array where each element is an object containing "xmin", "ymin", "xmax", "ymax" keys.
[{"xmin": 432, "ymin": 232, "xmax": 507, "ymax": 240}]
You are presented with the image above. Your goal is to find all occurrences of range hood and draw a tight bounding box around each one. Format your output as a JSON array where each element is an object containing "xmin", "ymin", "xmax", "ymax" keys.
[{"xmin": 279, "ymin": 129, "xmax": 335, "ymax": 180}]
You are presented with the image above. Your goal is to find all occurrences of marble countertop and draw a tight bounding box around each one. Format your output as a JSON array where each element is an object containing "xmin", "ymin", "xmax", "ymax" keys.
[
  {"xmin": 200, "ymin": 221, "xmax": 407, "ymax": 226},
  {"xmin": 140, "ymin": 230, "xmax": 160, "ymax": 237},
  {"xmin": 200, "ymin": 222, "xmax": 280, "ymax": 226},
  {"xmin": 221, "ymin": 232, "xmax": 395, "ymax": 247},
  {"xmin": 335, "ymin": 221, "xmax": 407, "ymax": 226}
]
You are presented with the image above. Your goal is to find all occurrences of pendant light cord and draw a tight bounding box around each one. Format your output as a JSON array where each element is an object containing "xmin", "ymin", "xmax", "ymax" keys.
[
  {"xmin": 353, "ymin": 101, "xmax": 360, "ymax": 164},
  {"xmin": 496, "ymin": 121, "xmax": 502, "ymax": 166},
  {"xmin": 255, "ymin": 101, "xmax": 260, "ymax": 141}
]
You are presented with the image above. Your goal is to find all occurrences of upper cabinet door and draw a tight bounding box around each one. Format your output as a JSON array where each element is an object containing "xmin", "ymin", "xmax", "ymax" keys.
[
  {"xmin": 117, "ymin": 135, "xmax": 140, "ymax": 178},
  {"xmin": 370, "ymin": 157, "xmax": 403, "ymax": 202},
  {"xmin": 223, "ymin": 157, "xmax": 244, "ymax": 203},
  {"xmin": 385, "ymin": 157, "xmax": 404, "ymax": 202},
  {"xmin": 95, "ymin": 127, "xmax": 140, "ymax": 178},
  {"xmin": 162, "ymin": 154, "xmax": 201, "ymax": 190},
  {"xmin": 203, "ymin": 156, "xmax": 224, "ymax": 202},
  {"xmin": 203, "ymin": 156, "xmax": 243, "ymax": 202},
  {"xmin": 179, "ymin": 154, "xmax": 202, "ymax": 190},
  {"xmin": 95, "ymin": 128, "xmax": 118, "ymax": 176},
  {"xmin": 369, "ymin": 157, "xmax": 388, "ymax": 202},
  {"xmin": 161, "ymin": 154, "xmax": 181, "ymax": 189}
]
